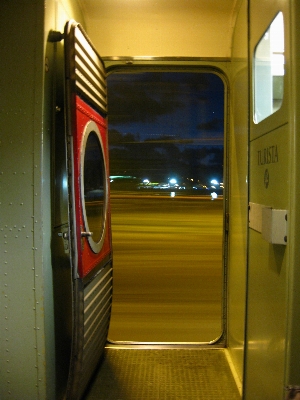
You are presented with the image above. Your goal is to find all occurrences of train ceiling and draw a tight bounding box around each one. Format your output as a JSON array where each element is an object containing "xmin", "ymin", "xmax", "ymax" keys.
[{"xmin": 78, "ymin": 0, "xmax": 241, "ymax": 58}]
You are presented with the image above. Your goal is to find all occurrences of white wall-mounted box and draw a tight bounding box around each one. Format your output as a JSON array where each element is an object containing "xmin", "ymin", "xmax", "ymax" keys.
[
  {"xmin": 249, "ymin": 202, "xmax": 263, "ymax": 232},
  {"xmin": 249, "ymin": 203, "xmax": 288, "ymax": 245},
  {"xmin": 262, "ymin": 207, "xmax": 288, "ymax": 245}
]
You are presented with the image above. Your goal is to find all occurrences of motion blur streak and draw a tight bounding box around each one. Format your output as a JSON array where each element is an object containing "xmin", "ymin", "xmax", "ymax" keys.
[{"xmin": 108, "ymin": 194, "xmax": 223, "ymax": 343}]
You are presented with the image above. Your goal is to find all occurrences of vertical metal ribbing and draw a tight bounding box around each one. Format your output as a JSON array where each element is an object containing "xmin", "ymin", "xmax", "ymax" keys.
[
  {"xmin": 74, "ymin": 27, "xmax": 107, "ymax": 114},
  {"xmin": 81, "ymin": 262, "xmax": 113, "ymax": 393}
]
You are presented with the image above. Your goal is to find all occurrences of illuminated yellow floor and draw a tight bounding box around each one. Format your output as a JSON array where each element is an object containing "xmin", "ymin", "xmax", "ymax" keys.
[{"xmin": 83, "ymin": 348, "xmax": 241, "ymax": 400}]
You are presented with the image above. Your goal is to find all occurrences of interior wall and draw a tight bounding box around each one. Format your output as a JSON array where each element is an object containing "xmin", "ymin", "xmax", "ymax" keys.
[
  {"xmin": 0, "ymin": 1, "xmax": 84, "ymax": 399},
  {"xmin": 227, "ymin": 0, "xmax": 248, "ymax": 387},
  {"xmin": 0, "ymin": 2, "xmax": 53, "ymax": 398},
  {"xmin": 55, "ymin": 0, "xmax": 86, "ymax": 32},
  {"xmin": 244, "ymin": 0, "xmax": 290, "ymax": 398},
  {"xmin": 82, "ymin": 0, "xmax": 240, "ymax": 58},
  {"xmin": 285, "ymin": 0, "xmax": 300, "ymax": 386}
]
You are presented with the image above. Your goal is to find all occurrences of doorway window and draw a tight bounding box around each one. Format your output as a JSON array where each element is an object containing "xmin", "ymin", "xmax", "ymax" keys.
[
  {"xmin": 107, "ymin": 71, "xmax": 225, "ymax": 343},
  {"xmin": 81, "ymin": 122, "xmax": 107, "ymax": 253}
]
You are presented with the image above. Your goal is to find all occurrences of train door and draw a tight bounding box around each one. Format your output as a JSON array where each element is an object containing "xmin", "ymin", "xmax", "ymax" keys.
[{"xmin": 52, "ymin": 21, "xmax": 112, "ymax": 400}]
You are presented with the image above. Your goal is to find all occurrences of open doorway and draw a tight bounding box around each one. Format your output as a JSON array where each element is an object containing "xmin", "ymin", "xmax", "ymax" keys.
[{"xmin": 106, "ymin": 70, "xmax": 225, "ymax": 343}]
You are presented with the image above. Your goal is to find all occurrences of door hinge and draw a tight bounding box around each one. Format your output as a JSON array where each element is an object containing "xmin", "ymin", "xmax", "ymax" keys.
[{"xmin": 225, "ymin": 213, "xmax": 229, "ymax": 232}]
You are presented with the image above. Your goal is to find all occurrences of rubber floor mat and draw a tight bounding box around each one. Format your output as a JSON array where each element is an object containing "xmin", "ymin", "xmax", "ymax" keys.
[{"xmin": 83, "ymin": 348, "xmax": 241, "ymax": 399}]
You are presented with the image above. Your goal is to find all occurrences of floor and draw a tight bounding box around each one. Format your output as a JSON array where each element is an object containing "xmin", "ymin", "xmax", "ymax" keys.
[{"xmin": 83, "ymin": 347, "xmax": 241, "ymax": 400}]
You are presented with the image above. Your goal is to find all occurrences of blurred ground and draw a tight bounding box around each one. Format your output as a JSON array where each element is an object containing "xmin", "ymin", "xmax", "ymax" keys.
[{"xmin": 108, "ymin": 194, "xmax": 224, "ymax": 343}]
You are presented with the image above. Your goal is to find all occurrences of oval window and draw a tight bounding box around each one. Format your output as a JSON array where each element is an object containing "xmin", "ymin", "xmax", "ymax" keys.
[{"xmin": 81, "ymin": 121, "xmax": 107, "ymax": 253}]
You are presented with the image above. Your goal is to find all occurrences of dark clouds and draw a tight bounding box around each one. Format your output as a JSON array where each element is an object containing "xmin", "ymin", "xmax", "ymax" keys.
[
  {"xmin": 108, "ymin": 75, "xmax": 182, "ymax": 124},
  {"xmin": 107, "ymin": 72, "xmax": 223, "ymax": 130},
  {"xmin": 197, "ymin": 117, "xmax": 223, "ymax": 131},
  {"xmin": 107, "ymin": 72, "xmax": 224, "ymax": 182}
]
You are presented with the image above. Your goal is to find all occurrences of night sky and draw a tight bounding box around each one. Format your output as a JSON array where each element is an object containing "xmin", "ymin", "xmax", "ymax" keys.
[{"xmin": 107, "ymin": 72, "xmax": 224, "ymax": 186}]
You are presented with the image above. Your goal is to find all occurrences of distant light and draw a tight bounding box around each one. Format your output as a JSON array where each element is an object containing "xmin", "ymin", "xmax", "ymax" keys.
[
  {"xmin": 62, "ymin": 175, "xmax": 68, "ymax": 190},
  {"xmin": 109, "ymin": 175, "xmax": 136, "ymax": 179},
  {"xmin": 169, "ymin": 178, "xmax": 177, "ymax": 184},
  {"xmin": 143, "ymin": 179, "xmax": 150, "ymax": 184},
  {"xmin": 170, "ymin": 192, "xmax": 176, "ymax": 197},
  {"xmin": 211, "ymin": 192, "xmax": 218, "ymax": 200},
  {"xmin": 211, "ymin": 179, "xmax": 219, "ymax": 185}
]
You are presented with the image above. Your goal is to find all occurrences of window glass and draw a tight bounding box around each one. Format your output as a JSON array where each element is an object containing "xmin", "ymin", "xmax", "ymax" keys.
[
  {"xmin": 83, "ymin": 130, "xmax": 105, "ymax": 250},
  {"xmin": 253, "ymin": 12, "xmax": 284, "ymax": 124}
]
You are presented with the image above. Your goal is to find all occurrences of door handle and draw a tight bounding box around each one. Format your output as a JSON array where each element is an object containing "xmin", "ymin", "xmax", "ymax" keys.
[{"xmin": 81, "ymin": 231, "xmax": 93, "ymax": 237}]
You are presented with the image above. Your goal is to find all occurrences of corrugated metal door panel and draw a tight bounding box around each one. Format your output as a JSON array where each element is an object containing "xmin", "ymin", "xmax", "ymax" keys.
[{"xmin": 62, "ymin": 20, "xmax": 112, "ymax": 400}]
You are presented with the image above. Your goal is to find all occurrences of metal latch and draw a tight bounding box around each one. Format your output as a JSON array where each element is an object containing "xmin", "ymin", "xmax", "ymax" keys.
[{"xmin": 58, "ymin": 230, "xmax": 69, "ymax": 253}]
